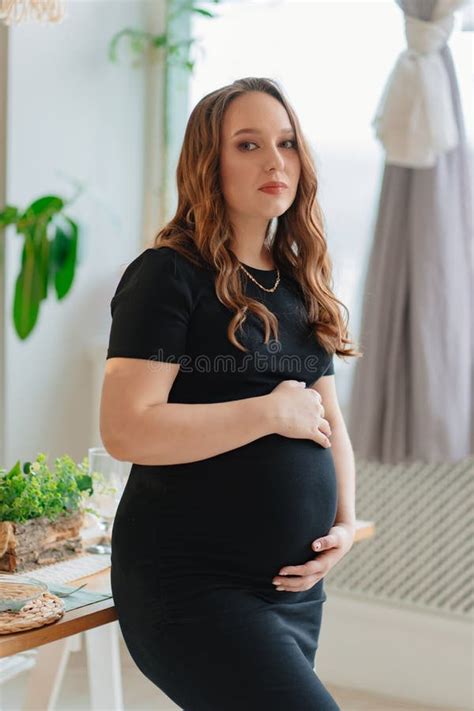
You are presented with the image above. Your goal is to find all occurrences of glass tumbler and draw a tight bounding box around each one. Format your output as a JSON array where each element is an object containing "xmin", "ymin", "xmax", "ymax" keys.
[{"xmin": 85, "ymin": 447, "xmax": 130, "ymax": 555}]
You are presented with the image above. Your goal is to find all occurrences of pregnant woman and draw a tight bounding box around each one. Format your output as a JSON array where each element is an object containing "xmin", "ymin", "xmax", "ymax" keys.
[{"xmin": 101, "ymin": 77, "xmax": 360, "ymax": 710}]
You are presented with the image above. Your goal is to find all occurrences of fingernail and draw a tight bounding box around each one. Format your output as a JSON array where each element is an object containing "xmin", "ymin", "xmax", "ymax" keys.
[{"xmin": 276, "ymin": 586, "xmax": 285, "ymax": 591}]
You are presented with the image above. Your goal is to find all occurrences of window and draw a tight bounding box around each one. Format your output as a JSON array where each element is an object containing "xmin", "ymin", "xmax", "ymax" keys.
[{"xmin": 189, "ymin": 0, "xmax": 473, "ymax": 414}]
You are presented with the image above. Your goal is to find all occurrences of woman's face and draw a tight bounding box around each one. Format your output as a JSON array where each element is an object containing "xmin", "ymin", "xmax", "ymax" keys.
[{"xmin": 219, "ymin": 91, "xmax": 301, "ymax": 223}]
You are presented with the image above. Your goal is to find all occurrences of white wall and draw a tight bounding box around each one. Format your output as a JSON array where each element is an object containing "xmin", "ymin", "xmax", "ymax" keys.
[
  {"xmin": 3, "ymin": 1, "xmax": 154, "ymax": 467},
  {"xmin": 0, "ymin": 24, "xmax": 9, "ymax": 465}
]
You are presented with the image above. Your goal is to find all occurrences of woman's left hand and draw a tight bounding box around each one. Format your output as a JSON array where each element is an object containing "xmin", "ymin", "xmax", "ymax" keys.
[{"xmin": 272, "ymin": 523, "xmax": 356, "ymax": 592}]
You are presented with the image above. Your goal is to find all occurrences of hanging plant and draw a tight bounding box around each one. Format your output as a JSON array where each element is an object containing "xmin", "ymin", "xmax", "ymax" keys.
[
  {"xmin": 108, "ymin": 0, "xmax": 223, "ymax": 71},
  {"xmin": 0, "ymin": 189, "xmax": 82, "ymax": 340},
  {"xmin": 107, "ymin": 0, "xmax": 223, "ymax": 223}
]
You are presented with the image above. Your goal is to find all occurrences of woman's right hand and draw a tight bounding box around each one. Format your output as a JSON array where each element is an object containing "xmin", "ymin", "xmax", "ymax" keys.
[{"xmin": 267, "ymin": 380, "xmax": 332, "ymax": 448}]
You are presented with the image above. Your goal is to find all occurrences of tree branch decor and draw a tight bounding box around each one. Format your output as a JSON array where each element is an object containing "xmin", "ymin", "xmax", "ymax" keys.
[{"xmin": 0, "ymin": 0, "xmax": 64, "ymax": 25}]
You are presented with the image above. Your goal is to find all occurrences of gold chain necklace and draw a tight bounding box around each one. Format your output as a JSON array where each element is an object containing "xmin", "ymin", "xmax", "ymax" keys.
[{"xmin": 238, "ymin": 263, "xmax": 281, "ymax": 293}]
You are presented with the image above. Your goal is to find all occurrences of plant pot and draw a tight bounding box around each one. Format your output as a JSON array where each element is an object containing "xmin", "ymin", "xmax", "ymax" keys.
[{"xmin": 0, "ymin": 510, "xmax": 84, "ymax": 573}]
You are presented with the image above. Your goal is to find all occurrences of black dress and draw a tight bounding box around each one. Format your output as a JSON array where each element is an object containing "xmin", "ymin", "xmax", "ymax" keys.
[{"xmin": 107, "ymin": 246, "xmax": 340, "ymax": 710}]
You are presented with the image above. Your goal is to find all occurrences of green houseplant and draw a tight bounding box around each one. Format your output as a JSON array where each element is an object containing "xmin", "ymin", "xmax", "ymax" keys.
[
  {"xmin": 0, "ymin": 191, "xmax": 81, "ymax": 340},
  {"xmin": 0, "ymin": 452, "xmax": 112, "ymax": 572},
  {"xmin": 108, "ymin": 0, "xmax": 222, "ymax": 70},
  {"xmin": 108, "ymin": 0, "xmax": 223, "ymax": 222}
]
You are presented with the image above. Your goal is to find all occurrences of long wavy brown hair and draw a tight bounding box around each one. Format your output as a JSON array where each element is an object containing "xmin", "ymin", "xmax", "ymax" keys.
[{"xmin": 152, "ymin": 76, "xmax": 361, "ymax": 361}]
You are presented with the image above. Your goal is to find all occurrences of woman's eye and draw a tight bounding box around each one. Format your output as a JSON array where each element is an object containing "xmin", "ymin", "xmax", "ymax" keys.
[
  {"xmin": 238, "ymin": 139, "xmax": 297, "ymax": 151},
  {"xmin": 238, "ymin": 141, "xmax": 257, "ymax": 151}
]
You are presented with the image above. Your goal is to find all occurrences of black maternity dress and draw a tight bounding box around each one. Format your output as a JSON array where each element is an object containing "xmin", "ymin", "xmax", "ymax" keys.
[{"xmin": 106, "ymin": 246, "xmax": 341, "ymax": 710}]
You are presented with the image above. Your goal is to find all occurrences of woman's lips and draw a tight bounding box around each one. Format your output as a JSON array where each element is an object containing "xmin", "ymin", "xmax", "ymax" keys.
[{"xmin": 258, "ymin": 186, "xmax": 288, "ymax": 194}]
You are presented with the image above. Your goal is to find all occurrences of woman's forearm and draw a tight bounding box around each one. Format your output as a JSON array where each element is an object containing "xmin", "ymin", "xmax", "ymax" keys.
[
  {"xmin": 109, "ymin": 395, "xmax": 276, "ymax": 466},
  {"xmin": 329, "ymin": 416, "xmax": 357, "ymax": 530}
]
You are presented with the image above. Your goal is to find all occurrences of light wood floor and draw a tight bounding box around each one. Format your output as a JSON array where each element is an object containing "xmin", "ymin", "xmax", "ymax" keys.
[{"xmin": 0, "ymin": 640, "xmax": 466, "ymax": 711}]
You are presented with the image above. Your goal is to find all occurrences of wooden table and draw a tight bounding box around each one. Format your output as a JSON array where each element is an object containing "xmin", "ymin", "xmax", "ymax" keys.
[
  {"xmin": 0, "ymin": 566, "xmax": 120, "ymax": 711},
  {"xmin": 0, "ymin": 568, "xmax": 114, "ymax": 659},
  {"xmin": 0, "ymin": 519, "xmax": 375, "ymax": 710}
]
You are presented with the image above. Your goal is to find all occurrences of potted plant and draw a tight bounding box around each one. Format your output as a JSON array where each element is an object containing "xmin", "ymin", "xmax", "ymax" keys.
[{"xmin": 0, "ymin": 452, "xmax": 110, "ymax": 572}]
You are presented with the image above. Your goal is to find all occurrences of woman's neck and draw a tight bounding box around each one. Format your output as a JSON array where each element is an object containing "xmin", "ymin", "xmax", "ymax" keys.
[{"xmin": 230, "ymin": 245, "xmax": 275, "ymax": 270}]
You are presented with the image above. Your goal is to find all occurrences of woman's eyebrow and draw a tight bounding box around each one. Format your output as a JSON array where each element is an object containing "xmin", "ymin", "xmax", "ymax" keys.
[{"xmin": 232, "ymin": 127, "xmax": 295, "ymax": 137}]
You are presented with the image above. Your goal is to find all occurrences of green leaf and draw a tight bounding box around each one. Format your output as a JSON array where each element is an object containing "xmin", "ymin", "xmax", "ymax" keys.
[
  {"xmin": 75, "ymin": 473, "xmax": 93, "ymax": 495},
  {"xmin": 25, "ymin": 196, "xmax": 64, "ymax": 216},
  {"xmin": 13, "ymin": 238, "xmax": 42, "ymax": 340},
  {"xmin": 38, "ymin": 231, "xmax": 50, "ymax": 301},
  {"xmin": 52, "ymin": 217, "xmax": 78, "ymax": 299},
  {"xmin": 108, "ymin": 28, "xmax": 156, "ymax": 62},
  {"xmin": 0, "ymin": 205, "xmax": 20, "ymax": 228},
  {"xmin": 0, "ymin": 453, "xmax": 96, "ymax": 522},
  {"xmin": 16, "ymin": 196, "xmax": 64, "ymax": 233},
  {"xmin": 192, "ymin": 7, "xmax": 215, "ymax": 17},
  {"xmin": 151, "ymin": 34, "xmax": 168, "ymax": 48}
]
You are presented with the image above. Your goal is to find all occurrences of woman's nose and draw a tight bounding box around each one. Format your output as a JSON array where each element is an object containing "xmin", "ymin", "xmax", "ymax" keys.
[{"xmin": 264, "ymin": 146, "xmax": 286, "ymax": 172}]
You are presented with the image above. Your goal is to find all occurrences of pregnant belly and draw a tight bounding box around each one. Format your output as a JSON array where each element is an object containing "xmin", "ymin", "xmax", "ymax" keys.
[{"xmin": 129, "ymin": 435, "xmax": 339, "ymax": 603}]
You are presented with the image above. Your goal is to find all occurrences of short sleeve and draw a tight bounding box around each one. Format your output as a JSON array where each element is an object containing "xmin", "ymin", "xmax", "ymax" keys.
[
  {"xmin": 321, "ymin": 355, "xmax": 335, "ymax": 376},
  {"xmin": 106, "ymin": 247, "xmax": 194, "ymax": 363}
]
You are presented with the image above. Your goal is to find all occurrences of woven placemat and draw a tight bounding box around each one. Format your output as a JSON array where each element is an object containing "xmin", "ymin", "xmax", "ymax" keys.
[
  {"xmin": 12, "ymin": 551, "xmax": 112, "ymax": 585},
  {"xmin": 0, "ymin": 592, "xmax": 64, "ymax": 634}
]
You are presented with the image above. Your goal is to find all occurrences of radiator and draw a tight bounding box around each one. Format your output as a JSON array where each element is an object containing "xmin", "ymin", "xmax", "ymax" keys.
[{"xmin": 325, "ymin": 455, "xmax": 474, "ymax": 622}]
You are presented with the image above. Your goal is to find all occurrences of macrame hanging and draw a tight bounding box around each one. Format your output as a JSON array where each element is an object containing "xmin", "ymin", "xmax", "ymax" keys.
[{"xmin": 0, "ymin": 0, "xmax": 65, "ymax": 25}]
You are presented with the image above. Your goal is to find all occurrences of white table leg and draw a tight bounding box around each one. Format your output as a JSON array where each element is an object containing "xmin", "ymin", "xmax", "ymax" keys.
[
  {"xmin": 85, "ymin": 621, "xmax": 123, "ymax": 711},
  {"xmin": 22, "ymin": 637, "xmax": 71, "ymax": 710}
]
